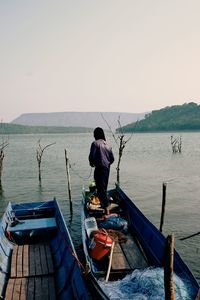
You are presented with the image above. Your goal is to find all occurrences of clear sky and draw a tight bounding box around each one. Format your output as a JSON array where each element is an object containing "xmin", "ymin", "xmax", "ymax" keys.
[{"xmin": 1, "ymin": 1, "xmax": 200, "ymax": 122}]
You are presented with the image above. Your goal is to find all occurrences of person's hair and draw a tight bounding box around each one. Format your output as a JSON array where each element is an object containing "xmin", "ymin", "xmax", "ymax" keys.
[{"xmin": 93, "ymin": 127, "xmax": 106, "ymax": 141}]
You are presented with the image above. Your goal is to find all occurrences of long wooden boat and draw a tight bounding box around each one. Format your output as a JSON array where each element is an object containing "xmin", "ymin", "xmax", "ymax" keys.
[
  {"xmin": 81, "ymin": 183, "xmax": 199, "ymax": 299},
  {"xmin": 0, "ymin": 199, "xmax": 90, "ymax": 299}
]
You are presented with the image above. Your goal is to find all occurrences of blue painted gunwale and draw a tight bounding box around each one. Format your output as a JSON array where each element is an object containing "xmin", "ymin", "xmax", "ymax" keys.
[{"xmin": 0, "ymin": 199, "xmax": 90, "ymax": 299}]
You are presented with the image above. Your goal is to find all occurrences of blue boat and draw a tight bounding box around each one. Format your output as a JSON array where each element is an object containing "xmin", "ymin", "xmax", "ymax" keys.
[
  {"xmin": 81, "ymin": 184, "xmax": 199, "ymax": 300},
  {"xmin": 0, "ymin": 199, "xmax": 90, "ymax": 299}
]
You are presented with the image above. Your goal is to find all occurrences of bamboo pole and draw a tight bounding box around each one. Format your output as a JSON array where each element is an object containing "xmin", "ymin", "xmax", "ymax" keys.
[
  {"xmin": 105, "ymin": 241, "xmax": 115, "ymax": 282},
  {"xmin": 164, "ymin": 234, "xmax": 175, "ymax": 300},
  {"xmin": 160, "ymin": 182, "xmax": 167, "ymax": 233},
  {"xmin": 195, "ymin": 289, "xmax": 200, "ymax": 300},
  {"xmin": 65, "ymin": 149, "xmax": 73, "ymax": 215}
]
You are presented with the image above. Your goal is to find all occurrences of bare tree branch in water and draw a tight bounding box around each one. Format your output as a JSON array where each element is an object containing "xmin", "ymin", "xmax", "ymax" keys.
[
  {"xmin": 36, "ymin": 139, "xmax": 56, "ymax": 184},
  {"xmin": 170, "ymin": 135, "xmax": 182, "ymax": 153},
  {"xmin": 101, "ymin": 113, "xmax": 134, "ymax": 185},
  {"xmin": 0, "ymin": 141, "xmax": 9, "ymax": 189},
  {"xmin": 0, "ymin": 122, "xmax": 9, "ymax": 190}
]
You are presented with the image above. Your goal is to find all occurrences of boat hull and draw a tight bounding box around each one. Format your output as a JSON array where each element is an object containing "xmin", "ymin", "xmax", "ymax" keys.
[
  {"xmin": 81, "ymin": 184, "xmax": 199, "ymax": 299},
  {"xmin": 0, "ymin": 199, "xmax": 89, "ymax": 299}
]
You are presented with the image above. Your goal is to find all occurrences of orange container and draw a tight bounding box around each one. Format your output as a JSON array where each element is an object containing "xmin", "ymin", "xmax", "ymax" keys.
[{"xmin": 89, "ymin": 229, "xmax": 113, "ymax": 260}]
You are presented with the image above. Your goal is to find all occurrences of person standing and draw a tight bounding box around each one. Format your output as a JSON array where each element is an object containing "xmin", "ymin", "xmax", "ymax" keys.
[{"xmin": 89, "ymin": 127, "xmax": 114, "ymax": 215}]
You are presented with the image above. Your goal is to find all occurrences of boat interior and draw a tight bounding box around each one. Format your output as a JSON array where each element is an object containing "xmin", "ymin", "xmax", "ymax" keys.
[
  {"xmin": 0, "ymin": 201, "xmax": 86, "ymax": 300},
  {"xmin": 83, "ymin": 188, "xmax": 148, "ymax": 281}
]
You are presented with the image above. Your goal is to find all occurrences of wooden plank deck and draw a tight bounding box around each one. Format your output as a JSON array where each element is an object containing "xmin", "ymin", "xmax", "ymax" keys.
[
  {"xmin": 5, "ymin": 243, "xmax": 56, "ymax": 300},
  {"xmin": 111, "ymin": 234, "xmax": 148, "ymax": 272},
  {"xmin": 10, "ymin": 244, "xmax": 54, "ymax": 278},
  {"xmin": 111, "ymin": 242, "xmax": 131, "ymax": 271},
  {"xmin": 5, "ymin": 276, "xmax": 55, "ymax": 300}
]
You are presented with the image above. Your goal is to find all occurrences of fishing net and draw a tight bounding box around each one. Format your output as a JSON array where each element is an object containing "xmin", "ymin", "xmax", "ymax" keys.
[{"xmin": 98, "ymin": 267, "xmax": 196, "ymax": 300}]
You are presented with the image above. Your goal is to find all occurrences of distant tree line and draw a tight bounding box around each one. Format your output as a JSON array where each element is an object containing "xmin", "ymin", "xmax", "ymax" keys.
[
  {"xmin": 118, "ymin": 102, "xmax": 200, "ymax": 132},
  {"xmin": 0, "ymin": 123, "xmax": 92, "ymax": 134}
]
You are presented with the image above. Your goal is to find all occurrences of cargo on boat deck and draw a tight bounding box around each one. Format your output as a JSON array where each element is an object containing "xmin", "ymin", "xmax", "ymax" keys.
[{"xmin": 89, "ymin": 229, "xmax": 113, "ymax": 260}]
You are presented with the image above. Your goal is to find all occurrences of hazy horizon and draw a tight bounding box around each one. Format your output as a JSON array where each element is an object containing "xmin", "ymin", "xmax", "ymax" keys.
[{"xmin": 1, "ymin": 1, "xmax": 200, "ymax": 122}]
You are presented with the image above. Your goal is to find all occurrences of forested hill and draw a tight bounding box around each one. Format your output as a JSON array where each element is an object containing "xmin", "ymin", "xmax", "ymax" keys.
[
  {"xmin": 119, "ymin": 102, "xmax": 200, "ymax": 132},
  {"xmin": 0, "ymin": 123, "xmax": 92, "ymax": 134}
]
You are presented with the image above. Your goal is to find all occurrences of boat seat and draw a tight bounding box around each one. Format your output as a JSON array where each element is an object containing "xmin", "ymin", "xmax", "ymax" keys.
[{"xmin": 7, "ymin": 218, "xmax": 56, "ymax": 233}]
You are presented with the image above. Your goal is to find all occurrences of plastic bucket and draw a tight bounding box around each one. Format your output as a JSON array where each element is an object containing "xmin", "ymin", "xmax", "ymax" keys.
[{"xmin": 89, "ymin": 229, "xmax": 113, "ymax": 260}]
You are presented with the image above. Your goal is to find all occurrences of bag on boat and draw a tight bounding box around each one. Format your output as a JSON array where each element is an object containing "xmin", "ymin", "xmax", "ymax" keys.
[
  {"xmin": 89, "ymin": 194, "xmax": 101, "ymax": 205},
  {"xmin": 98, "ymin": 215, "xmax": 128, "ymax": 233},
  {"xmin": 89, "ymin": 229, "xmax": 113, "ymax": 260}
]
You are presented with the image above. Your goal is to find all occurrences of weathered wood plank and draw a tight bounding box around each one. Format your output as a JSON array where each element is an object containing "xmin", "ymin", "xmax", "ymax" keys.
[
  {"xmin": 45, "ymin": 244, "xmax": 54, "ymax": 274},
  {"xmin": 35, "ymin": 277, "xmax": 42, "ymax": 300},
  {"xmin": 5, "ymin": 278, "xmax": 15, "ymax": 300},
  {"xmin": 111, "ymin": 242, "xmax": 130, "ymax": 270},
  {"xmin": 14, "ymin": 278, "xmax": 21, "ymax": 300},
  {"xmin": 20, "ymin": 277, "xmax": 28, "ymax": 300},
  {"xmin": 23, "ymin": 245, "xmax": 29, "ymax": 277},
  {"xmin": 17, "ymin": 246, "xmax": 23, "ymax": 278},
  {"xmin": 39, "ymin": 244, "xmax": 48, "ymax": 275},
  {"xmin": 35, "ymin": 245, "xmax": 42, "ymax": 276},
  {"xmin": 42, "ymin": 276, "xmax": 49, "ymax": 298},
  {"xmin": 9, "ymin": 278, "xmax": 20, "ymax": 300},
  {"xmin": 48, "ymin": 276, "xmax": 56, "ymax": 300},
  {"xmin": 121, "ymin": 234, "xmax": 148, "ymax": 269},
  {"xmin": 27, "ymin": 277, "xmax": 35, "ymax": 300},
  {"xmin": 11, "ymin": 246, "xmax": 18, "ymax": 278},
  {"xmin": 29, "ymin": 245, "xmax": 35, "ymax": 276}
]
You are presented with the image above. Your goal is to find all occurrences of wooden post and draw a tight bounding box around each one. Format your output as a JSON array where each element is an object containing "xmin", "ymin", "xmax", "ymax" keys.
[
  {"xmin": 164, "ymin": 234, "xmax": 175, "ymax": 300},
  {"xmin": 160, "ymin": 182, "xmax": 167, "ymax": 233},
  {"xmin": 65, "ymin": 149, "xmax": 73, "ymax": 215}
]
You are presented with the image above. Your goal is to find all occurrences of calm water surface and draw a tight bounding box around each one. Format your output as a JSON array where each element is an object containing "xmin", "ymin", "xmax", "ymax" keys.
[{"xmin": 0, "ymin": 132, "xmax": 199, "ymax": 282}]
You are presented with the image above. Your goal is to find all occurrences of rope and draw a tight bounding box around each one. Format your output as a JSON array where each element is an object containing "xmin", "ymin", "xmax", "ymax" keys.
[{"xmin": 69, "ymin": 162, "xmax": 93, "ymax": 181}]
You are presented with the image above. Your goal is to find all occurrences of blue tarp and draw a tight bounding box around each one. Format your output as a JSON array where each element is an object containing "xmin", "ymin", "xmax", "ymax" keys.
[{"xmin": 98, "ymin": 215, "xmax": 128, "ymax": 233}]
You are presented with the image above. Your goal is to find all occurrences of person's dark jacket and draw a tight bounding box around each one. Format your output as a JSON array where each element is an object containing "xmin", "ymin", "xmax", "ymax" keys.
[{"xmin": 89, "ymin": 139, "xmax": 114, "ymax": 169}]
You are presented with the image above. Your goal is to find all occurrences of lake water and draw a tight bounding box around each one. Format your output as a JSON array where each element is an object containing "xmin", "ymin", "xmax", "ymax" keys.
[{"xmin": 0, "ymin": 132, "xmax": 199, "ymax": 283}]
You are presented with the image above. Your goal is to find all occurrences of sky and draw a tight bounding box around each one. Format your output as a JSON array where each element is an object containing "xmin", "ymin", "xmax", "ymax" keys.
[{"xmin": 1, "ymin": 0, "xmax": 200, "ymax": 122}]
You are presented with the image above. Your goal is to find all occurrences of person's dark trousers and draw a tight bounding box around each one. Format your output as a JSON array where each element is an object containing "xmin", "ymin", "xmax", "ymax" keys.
[{"xmin": 94, "ymin": 167, "xmax": 110, "ymax": 208}]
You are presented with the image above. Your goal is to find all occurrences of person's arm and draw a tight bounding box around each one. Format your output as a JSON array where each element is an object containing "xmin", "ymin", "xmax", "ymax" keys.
[
  {"xmin": 89, "ymin": 143, "xmax": 96, "ymax": 167},
  {"xmin": 109, "ymin": 148, "xmax": 114, "ymax": 165}
]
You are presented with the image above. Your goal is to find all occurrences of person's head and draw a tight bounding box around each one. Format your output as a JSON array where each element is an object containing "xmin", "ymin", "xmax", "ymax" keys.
[{"xmin": 93, "ymin": 127, "xmax": 106, "ymax": 141}]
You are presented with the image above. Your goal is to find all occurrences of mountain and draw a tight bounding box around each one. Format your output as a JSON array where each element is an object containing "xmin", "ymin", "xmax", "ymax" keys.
[
  {"xmin": 11, "ymin": 112, "xmax": 146, "ymax": 129},
  {"xmin": 119, "ymin": 102, "xmax": 200, "ymax": 132}
]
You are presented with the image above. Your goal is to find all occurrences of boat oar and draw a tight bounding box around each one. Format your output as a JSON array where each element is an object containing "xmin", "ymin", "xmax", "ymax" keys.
[
  {"xmin": 105, "ymin": 241, "xmax": 115, "ymax": 282},
  {"xmin": 180, "ymin": 231, "xmax": 200, "ymax": 241}
]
